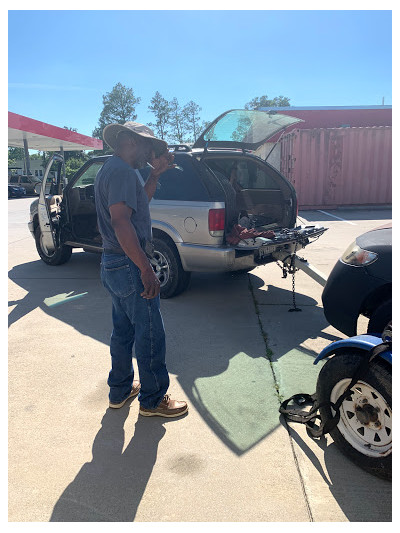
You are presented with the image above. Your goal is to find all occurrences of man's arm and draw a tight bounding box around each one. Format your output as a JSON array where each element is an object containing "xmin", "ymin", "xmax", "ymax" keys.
[
  {"xmin": 144, "ymin": 151, "xmax": 175, "ymax": 202},
  {"xmin": 109, "ymin": 202, "xmax": 160, "ymax": 299},
  {"xmin": 143, "ymin": 173, "xmax": 159, "ymax": 202}
]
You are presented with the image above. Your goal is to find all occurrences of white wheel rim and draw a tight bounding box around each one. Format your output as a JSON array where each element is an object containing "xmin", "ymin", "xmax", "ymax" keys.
[
  {"xmin": 331, "ymin": 379, "xmax": 392, "ymax": 457},
  {"xmin": 150, "ymin": 251, "xmax": 170, "ymax": 287}
]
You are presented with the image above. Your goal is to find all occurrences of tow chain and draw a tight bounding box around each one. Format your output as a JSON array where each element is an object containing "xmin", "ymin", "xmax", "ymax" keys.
[
  {"xmin": 288, "ymin": 241, "xmax": 301, "ymax": 312},
  {"xmin": 275, "ymin": 233, "xmax": 302, "ymax": 312}
]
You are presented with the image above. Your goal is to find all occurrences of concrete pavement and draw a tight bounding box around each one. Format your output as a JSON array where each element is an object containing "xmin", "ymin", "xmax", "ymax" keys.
[{"xmin": 8, "ymin": 198, "xmax": 392, "ymax": 521}]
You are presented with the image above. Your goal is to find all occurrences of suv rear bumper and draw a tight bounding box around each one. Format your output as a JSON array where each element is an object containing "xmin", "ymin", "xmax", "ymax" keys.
[
  {"xmin": 177, "ymin": 243, "xmax": 264, "ymax": 272},
  {"xmin": 177, "ymin": 225, "xmax": 328, "ymax": 273}
]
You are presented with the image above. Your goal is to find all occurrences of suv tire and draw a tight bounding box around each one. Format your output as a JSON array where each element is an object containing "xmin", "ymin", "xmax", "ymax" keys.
[
  {"xmin": 35, "ymin": 225, "xmax": 72, "ymax": 266},
  {"xmin": 151, "ymin": 237, "xmax": 191, "ymax": 299}
]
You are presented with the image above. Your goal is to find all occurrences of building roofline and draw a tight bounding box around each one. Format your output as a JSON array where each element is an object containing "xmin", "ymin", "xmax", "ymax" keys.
[{"xmin": 258, "ymin": 106, "xmax": 392, "ymax": 111}]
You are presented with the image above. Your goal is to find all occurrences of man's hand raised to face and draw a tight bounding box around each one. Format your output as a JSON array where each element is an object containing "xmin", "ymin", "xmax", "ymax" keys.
[{"xmin": 149, "ymin": 151, "xmax": 175, "ymax": 179}]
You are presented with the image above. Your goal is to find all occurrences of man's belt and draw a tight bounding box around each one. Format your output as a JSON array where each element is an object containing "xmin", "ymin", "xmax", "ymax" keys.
[
  {"xmin": 103, "ymin": 240, "xmax": 154, "ymax": 259},
  {"xmin": 103, "ymin": 247, "xmax": 125, "ymax": 255}
]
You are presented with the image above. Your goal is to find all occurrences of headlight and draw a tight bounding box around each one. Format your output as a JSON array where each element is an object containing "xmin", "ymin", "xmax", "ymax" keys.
[{"xmin": 340, "ymin": 241, "xmax": 378, "ymax": 266}]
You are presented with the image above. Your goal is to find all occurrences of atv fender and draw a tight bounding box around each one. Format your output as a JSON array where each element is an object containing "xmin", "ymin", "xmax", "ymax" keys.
[{"xmin": 314, "ymin": 334, "xmax": 392, "ymax": 366}]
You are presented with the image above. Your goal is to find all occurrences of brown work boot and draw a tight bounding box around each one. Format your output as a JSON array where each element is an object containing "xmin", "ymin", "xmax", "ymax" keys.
[
  {"xmin": 139, "ymin": 394, "xmax": 188, "ymax": 418},
  {"xmin": 109, "ymin": 381, "xmax": 141, "ymax": 409}
]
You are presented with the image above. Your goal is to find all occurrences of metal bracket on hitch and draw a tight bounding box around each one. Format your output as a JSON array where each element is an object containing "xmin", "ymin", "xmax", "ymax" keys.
[{"xmin": 272, "ymin": 251, "xmax": 328, "ymax": 288}]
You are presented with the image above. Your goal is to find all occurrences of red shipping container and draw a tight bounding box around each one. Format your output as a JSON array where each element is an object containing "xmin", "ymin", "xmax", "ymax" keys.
[{"xmin": 280, "ymin": 127, "xmax": 392, "ymax": 209}]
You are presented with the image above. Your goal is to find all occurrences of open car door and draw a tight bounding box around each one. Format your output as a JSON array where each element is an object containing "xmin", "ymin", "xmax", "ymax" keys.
[{"xmin": 37, "ymin": 153, "xmax": 64, "ymax": 254}]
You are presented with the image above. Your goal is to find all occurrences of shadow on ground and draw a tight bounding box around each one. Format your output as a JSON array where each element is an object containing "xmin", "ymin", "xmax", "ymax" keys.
[
  {"xmin": 9, "ymin": 252, "xmax": 335, "ymax": 457},
  {"xmin": 299, "ymin": 209, "xmax": 392, "ymax": 223},
  {"xmin": 50, "ymin": 407, "xmax": 186, "ymax": 521},
  {"xmin": 9, "ymin": 252, "xmax": 391, "ymax": 521},
  {"xmin": 285, "ymin": 421, "xmax": 392, "ymax": 522}
]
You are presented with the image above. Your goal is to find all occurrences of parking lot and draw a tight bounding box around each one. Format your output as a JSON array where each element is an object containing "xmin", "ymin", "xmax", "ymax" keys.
[{"xmin": 8, "ymin": 197, "xmax": 392, "ymax": 522}]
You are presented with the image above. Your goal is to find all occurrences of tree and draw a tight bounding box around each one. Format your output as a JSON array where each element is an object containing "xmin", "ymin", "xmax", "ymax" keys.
[
  {"xmin": 183, "ymin": 101, "xmax": 203, "ymax": 143},
  {"xmin": 65, "ymin": 157, "xmax": 88, "ymax": 180},
  {"xmin": 63, "ymin": 127, "xmax": 87, "ymax": 162},
  {"xmin": 168, "ymin": 97, "xmax": 186, "ymax": 144},
  {"xmin": 8, "ymin": 147, "xmax": 25, "ymax": 169},
  {"xmin": 148, "ymin": 91, "xmax": 171, "ymax": 140},
  {"xmin": 244, "ymin": 95, "xmax": 291, "ymax": 110},
  {"xmin": 92, "ymin": 83, "xmax": 141, "ymax": 152}
]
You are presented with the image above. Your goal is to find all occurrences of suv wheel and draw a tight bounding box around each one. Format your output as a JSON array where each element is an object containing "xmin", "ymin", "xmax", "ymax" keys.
[
  {"xmin": 151, "ymin": 237, "xmax": 191, "ymax": 298},
  {"xmin": 35, "ymin": 226, "xmax": 72, "ymax": 266}
]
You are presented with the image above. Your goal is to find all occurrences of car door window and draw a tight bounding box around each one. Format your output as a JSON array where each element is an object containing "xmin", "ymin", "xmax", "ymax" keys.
[
  {"xmin": 21, "ymin": 176, "xmax": 30, "ymax": 184},
  {"xmin": 9, "ymin": 177, "xmax": 18, "ymax": 184},
  {"xmin": 72, "ymin": 162, "xmax": 104, "ymax": 189}
]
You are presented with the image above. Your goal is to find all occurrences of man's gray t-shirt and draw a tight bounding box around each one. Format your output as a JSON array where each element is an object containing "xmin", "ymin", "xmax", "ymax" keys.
[{"xmin": 94, "ymin": 155, "xmax": 152, "ymax": 250}]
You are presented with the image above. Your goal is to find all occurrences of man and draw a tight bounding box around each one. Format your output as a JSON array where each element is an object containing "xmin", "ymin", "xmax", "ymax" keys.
[{"xmin": 94, "ymin": 121, "xmax": 188, "ymax": 418}]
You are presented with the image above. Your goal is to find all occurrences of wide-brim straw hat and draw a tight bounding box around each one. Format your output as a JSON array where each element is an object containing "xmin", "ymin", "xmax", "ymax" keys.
[{"xmin": 103, "ymin": 121, "xmax": 168, "ymax": 156}]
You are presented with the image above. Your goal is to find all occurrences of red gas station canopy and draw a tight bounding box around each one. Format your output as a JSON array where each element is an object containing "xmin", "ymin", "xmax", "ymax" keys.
[{"xmin": 8, "ymin": 112, "xmax": 103, "ymax": 151}]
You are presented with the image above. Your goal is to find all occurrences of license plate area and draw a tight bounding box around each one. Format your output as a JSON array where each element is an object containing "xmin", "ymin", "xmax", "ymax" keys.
[{"xmin": 258, "ymin": 245, "xmax": 276, "ymax": 258}]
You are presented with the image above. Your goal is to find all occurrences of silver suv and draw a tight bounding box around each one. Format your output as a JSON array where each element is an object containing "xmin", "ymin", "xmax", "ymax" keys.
[{"xmin": 28, "ymin": 109, "xmax": 326, "ymax": 298}]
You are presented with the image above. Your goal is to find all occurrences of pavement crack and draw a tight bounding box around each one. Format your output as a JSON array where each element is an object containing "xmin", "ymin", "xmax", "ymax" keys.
[
  {"xmin": 248, "ymin": 273, "xmax": 314, "ymax": 522},
  {"xmin": 247, "ymin": 274, "xmax": 282, "ymax": 401}
]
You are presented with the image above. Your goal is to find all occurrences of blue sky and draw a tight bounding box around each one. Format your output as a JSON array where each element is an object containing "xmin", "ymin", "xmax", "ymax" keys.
[{"xmin": 8, "ymin": 9, "xmax": 392, "ymax": 139}]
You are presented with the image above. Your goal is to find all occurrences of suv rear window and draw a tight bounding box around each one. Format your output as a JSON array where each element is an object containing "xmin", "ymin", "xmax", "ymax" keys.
[{"xmin": 206, "ymin": 158, "xmax": 279, "ymax": 189}]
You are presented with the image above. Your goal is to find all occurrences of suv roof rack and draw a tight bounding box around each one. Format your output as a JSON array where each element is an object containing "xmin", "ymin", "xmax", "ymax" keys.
[{"xmin": 168, "ymin": 144, "xmax": 192, "ymax": 152}]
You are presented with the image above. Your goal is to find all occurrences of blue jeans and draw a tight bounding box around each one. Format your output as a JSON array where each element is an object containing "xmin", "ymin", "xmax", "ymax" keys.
[{"xmin": 100, "ymin": 252, "xmax": 169, "ymax": 408}]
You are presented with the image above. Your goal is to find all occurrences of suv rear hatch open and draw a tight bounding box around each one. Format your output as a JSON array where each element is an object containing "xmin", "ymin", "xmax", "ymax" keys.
[
  {"xmin": 194, "ymin": 108, "xmax": 304, "ymax": 234},
  {"xmin": 194, "ymin": 109, "xmax": 328, "ymax": 273},
  {"xmin": 193, "ymin": 108, "xmax": 303, "ymax": 151}
]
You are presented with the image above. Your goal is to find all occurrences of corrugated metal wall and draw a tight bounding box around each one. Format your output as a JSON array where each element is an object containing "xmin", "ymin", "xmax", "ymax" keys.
[{"xmin": 280, "ymin": 127, "xmax": 392, "ymax": 209}]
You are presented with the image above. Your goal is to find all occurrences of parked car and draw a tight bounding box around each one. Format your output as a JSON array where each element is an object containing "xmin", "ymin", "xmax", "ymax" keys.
[
  {"xmin": 9, "ymin": 174, "xmax": 42, "ymax": 195},
  {"xmin": 322, "ymin": 224, "xmax": 392, "ymax": 336},
  {"xmin": 8, "ymin": 184, "xmax": 26, "ymax": 198},
  {"xmin": 28, "ymin": 109, "xmax": 327, "ymax": 298}
]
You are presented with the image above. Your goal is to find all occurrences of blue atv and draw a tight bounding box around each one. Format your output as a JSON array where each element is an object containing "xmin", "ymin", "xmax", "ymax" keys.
[{"xmin": 281, "ymin": 324, "xmax": 392, "ymax": 480}]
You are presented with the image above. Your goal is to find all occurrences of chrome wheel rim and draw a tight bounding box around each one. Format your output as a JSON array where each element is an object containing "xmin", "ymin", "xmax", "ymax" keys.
[
  {"xmin": 39, "ymin": 232, "xmax": 55, "ymax": 257},
  {"xmin": 331, "ymin": 379, "xmax": 392, "ymax": 457},
  {"xmin": 150, "ymin": 251, "xmax": 170, "ymax": 287}
]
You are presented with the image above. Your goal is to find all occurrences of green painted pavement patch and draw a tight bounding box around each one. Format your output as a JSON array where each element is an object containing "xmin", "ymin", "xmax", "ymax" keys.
[
  {"xmin": 272, "ymin": 348, "xmax": 326, "ymax": 400},
  {"xmin": 192, "ymin": 351, "xmax": 280, "ymax": 455}
]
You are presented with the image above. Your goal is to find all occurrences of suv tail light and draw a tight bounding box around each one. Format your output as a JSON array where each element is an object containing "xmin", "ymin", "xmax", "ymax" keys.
[{"xmin": 208, "ymin": 208, "xmax": 225, "ymax": 237}]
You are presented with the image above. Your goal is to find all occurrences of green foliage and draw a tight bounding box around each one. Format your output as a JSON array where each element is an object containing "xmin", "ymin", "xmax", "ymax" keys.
[
  {"xmin": 147, "ymin": 95, "xmax": 204, "ymax": 145},
  {"xmin": 65, "ymin": 156, "xmax": 89, "ymax": 180},
  {"xmin": 168, "ymin": 97, "xmax": 186, "ymax": 144},
  {"xmin": 245, "ymin": 95, "xmax": 291, "ymax": 110},
  {"xmin": 182, "ymin": 101, "xmax": 203, "ymax": 143},
  {"xmin": 148, "ymin": 91, "xmax": 171, "ymax": 140},
  {"xmin": 92, "ymin": 82, "xmax": 141, "ymax": 153},
  {"xmin": 8, "ymin": 147, "xmax": 25, "ymax": 164}
]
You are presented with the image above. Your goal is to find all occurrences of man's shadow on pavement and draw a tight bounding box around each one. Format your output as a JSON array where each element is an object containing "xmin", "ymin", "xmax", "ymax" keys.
[{"xmin": 50, "ymin": 404, "xmax": 185, "ymax": 522}]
